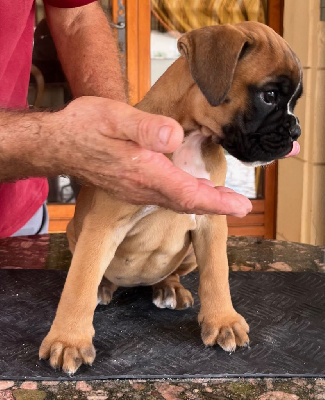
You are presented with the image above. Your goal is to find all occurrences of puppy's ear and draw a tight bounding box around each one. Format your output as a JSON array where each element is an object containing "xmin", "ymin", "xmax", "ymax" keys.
[{"xmin": 177, "ymin": 25, "xmax": 251, "ymax": 106}]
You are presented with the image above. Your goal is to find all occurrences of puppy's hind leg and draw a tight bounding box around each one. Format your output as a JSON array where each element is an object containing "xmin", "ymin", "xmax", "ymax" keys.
[
  {"xmin": 97, "ymin": 276, "xmax": 118, "ymax": 305},
  {"xmin": 152, "ymin": 250, "xmax": 197, "ymax": 310},
  {"xmin": 66, "ymin": 219, "xmax": 76, "ymax": 254}
]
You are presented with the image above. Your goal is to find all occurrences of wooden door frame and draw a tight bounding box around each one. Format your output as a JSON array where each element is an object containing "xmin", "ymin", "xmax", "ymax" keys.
[
  {"xmin": 125, "ymin": 0, "xmax": 151, "ymax": 104},
  {"xmin": 263, "ymin": 0, "xmax": 284, "ymax": 238}
]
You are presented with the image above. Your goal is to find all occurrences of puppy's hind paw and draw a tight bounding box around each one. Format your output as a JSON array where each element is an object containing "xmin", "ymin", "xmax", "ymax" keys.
[
  {"xmin": 152, "ymin": 282, "xmax": 194, "ymax": 310},
  {"xmin": 97, "ymin": 276, "xmax": 118, "ymax": 305}
]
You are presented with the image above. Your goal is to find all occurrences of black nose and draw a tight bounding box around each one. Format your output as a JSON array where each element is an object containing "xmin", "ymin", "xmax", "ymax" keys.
[
  {"xmin": 284, "ymin": 115, "xmax": 301, "ymax": 140},
  {"xmin": 289, "ymin": 124, "xmax": 301, "ymax": 140}
]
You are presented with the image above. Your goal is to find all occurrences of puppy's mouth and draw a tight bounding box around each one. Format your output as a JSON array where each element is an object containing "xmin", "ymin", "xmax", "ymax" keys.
[
  {"xmin": 219, "ymin": 120, "xmax": 301, "ymax": 165},
  {"xmin": 220, "ymin": 133, "xmax": 298, "ymax": 164},
  {"xmin": 284, "ymin": 140, "xmax": 300, "ymax": 158}
]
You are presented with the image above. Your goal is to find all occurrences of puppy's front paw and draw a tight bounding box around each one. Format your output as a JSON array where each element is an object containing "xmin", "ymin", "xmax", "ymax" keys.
[
  {"xmin": 199, "ymin": 311, "xmax": 249, "ymax": 352},
  {"xmin": 39, "ymin": 330, "xmax": 95, "ymax": 375}
]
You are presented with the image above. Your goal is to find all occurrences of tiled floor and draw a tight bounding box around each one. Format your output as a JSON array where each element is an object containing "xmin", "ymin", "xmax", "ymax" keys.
[{"xmin": 1, "ymin": 378, "xmax": 325, "ymax": 399}]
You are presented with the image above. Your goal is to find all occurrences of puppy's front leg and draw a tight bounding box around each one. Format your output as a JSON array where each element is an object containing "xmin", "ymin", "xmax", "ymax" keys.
[
  {"xmin": 193, "ymin": 215, "xmax": 249, "ymax": 352},
  {"xmin": 39, "ymin": 202, "xmax": 134, "ymax": 374}
]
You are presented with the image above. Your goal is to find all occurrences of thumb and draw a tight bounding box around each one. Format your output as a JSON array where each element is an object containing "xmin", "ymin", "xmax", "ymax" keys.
[{"xmin": 109, "ymin": 102, "xmax": 184, "ymax": 153}]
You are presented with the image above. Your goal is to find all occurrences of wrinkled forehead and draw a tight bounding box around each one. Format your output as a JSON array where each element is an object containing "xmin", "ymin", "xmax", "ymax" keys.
[{"xmin": 235, "ymin": 22, "xmax": 302, "ymax": 87}]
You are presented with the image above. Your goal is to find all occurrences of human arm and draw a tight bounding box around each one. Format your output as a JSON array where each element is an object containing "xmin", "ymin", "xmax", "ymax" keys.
[
  {"xmin": 44, "ymin": 1, "xmax": 126, "ymax": 100},
  {"xmin": 0, "ymin": 3, "xmax": 252, "ymax": 216}
]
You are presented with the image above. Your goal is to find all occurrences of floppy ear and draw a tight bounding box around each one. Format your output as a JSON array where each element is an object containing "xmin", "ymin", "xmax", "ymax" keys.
[{"xmin": 177, "ymin": 25, "xmax": 251, "ymax": 106}]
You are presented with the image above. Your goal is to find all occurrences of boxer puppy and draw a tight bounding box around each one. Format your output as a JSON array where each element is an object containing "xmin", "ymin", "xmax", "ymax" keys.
[{"xmin": 39, "ymin": 21, "xmax": 302, "ymax": 374}]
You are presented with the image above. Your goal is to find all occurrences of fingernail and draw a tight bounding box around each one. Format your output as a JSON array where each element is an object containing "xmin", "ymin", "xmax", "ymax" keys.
[{"xmin": 159, "ymin": 126, "xmax": 172, "ymax": 145}]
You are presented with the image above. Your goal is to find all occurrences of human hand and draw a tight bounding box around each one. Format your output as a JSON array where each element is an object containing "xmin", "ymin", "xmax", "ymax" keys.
[{"xmin": 56, "ymin": 96, "xmax": 252, "ymax": 217}]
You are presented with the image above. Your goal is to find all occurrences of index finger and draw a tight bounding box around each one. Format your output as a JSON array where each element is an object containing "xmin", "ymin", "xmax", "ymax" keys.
[{"xmin": 148, "ymin": 155, "xmax": 252, "ymax": 216}]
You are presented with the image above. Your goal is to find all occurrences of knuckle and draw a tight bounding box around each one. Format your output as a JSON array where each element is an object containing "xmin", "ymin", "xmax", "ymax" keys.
[
  {"xmin": 177, "ymin": 182, "xmax": 200, "ymax": 211},
  {"xmin": 137, "ymin": 116, "xmax": 154, "ymax": 147}
]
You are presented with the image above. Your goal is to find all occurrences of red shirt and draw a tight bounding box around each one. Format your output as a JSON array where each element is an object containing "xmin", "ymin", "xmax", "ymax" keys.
[{"xmin": 0, "ymin": 0, "xmax": 95, "ymax": 237}]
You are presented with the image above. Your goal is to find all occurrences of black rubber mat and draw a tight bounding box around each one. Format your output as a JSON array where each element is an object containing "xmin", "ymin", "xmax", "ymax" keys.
[{"xmin": 0, "ymin": 270, "xmax": 324, "ymax": 380}]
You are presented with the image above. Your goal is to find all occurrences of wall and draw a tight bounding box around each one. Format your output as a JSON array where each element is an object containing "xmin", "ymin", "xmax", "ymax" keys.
[{"xmin": 277, "ymin": 0, "xmax": 325, "ymax": 245}]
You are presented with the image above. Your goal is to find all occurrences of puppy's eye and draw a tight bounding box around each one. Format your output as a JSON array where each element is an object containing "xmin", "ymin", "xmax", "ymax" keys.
[{"xmin": 262, "ymin": 90, "xmax": 278, "ymax": 104}]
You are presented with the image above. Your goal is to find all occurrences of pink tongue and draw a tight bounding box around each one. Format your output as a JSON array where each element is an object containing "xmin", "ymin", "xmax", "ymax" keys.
[{"xmin": 285, "ymin": 141, "xmax": 300, "ymax": 158}]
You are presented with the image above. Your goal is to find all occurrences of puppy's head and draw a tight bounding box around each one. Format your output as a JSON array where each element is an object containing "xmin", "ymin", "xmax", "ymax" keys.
[{"xmin": 178, "ymin": 21, "xmax": 302, "ymax": 165}]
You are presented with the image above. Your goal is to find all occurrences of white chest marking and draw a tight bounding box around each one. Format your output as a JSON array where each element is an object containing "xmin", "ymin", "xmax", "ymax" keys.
[
  {"xmin": 241, "ymin": 160, "xmax": 273, "ymax": 168},
  {"xmin": 172, "ymin": 131, "xmax": 210, "ymax": 180},
  {"xmin": 135, "ymin": 205, "xmax": 159, "ymax": 220}
]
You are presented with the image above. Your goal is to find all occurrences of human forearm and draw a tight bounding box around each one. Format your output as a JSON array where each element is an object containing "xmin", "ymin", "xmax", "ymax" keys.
[
  {"xmin": 0, "ymin": 109, "xmax": 67, "ymax": 181},
  {"xmin": 45, "ymin": 2, "xmax": 126, "ymax": 101}
]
